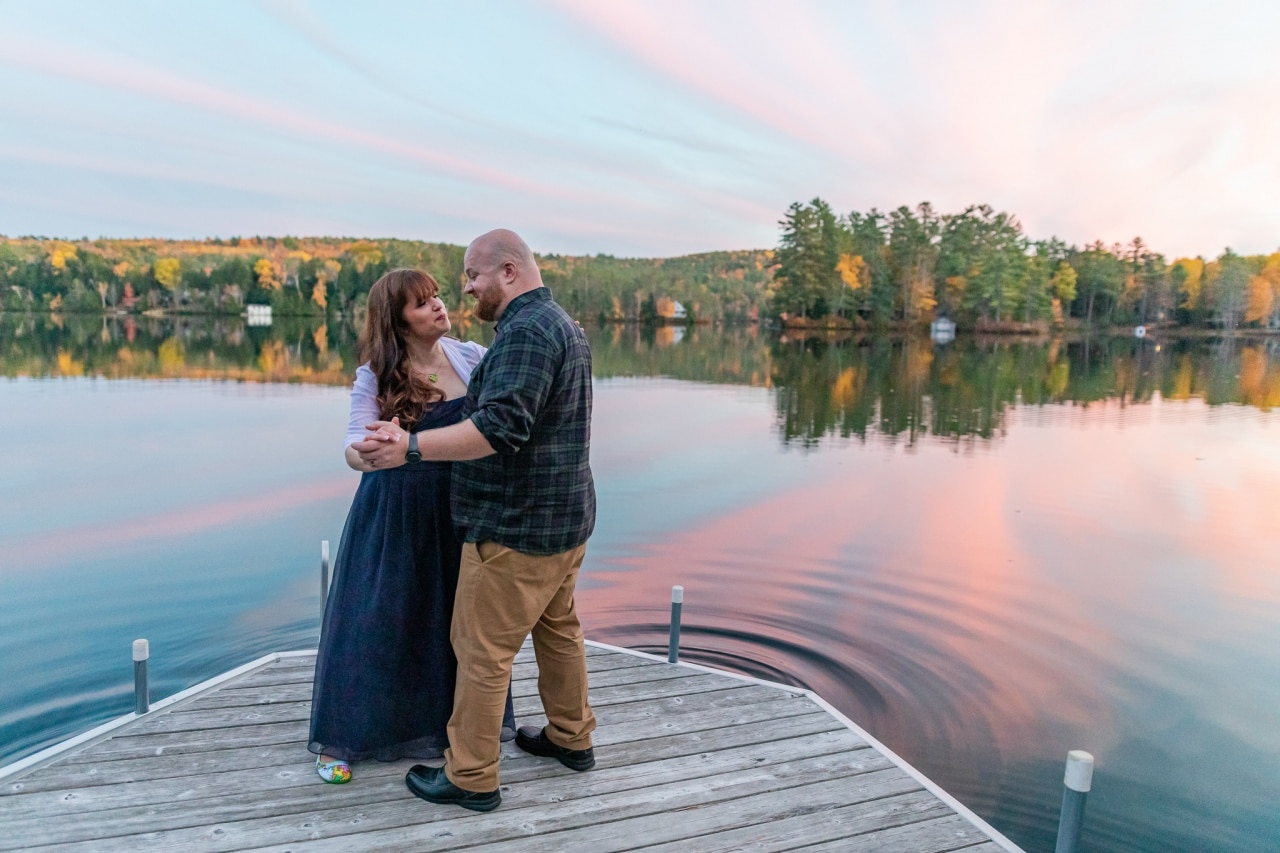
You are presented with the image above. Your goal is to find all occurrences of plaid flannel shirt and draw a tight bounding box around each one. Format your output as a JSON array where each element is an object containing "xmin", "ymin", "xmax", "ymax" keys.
[{"xmin": 451, "ymin": 287, "xmax": 596, "ymax": 555}]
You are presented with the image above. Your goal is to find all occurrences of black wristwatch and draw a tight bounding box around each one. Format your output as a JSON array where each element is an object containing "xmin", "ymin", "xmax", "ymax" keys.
[{"xmin": 405, "ymin": 432, "xmax": 422, "ymax": 464}]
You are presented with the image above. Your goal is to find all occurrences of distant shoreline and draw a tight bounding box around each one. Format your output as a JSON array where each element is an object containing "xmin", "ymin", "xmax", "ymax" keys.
[{"xmin": 4, "ymin": 307, "xmax": 1277, "ymax": 340}]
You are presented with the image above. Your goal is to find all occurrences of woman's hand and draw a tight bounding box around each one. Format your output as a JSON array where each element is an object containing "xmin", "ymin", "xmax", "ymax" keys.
[{"xmin": 352, "ymin": 416, "xmax": 407, "ymax": 470}]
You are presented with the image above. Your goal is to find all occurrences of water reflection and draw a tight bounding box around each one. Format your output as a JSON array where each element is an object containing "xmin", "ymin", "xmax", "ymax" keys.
[
  {"xmin": 3, "ymin": 312, "xmax": 1279, "ymax": 852},
  {"xmin": 770, "ymin": 333, "xmax": 1280, "ymax": 448},
  {"xmin": 4, "ymin": 313, "xmax": 1277, "ymax": 443},
  {"xmin": 577, "ymin": 379, "xmax": 1280, "ymax": 853}
]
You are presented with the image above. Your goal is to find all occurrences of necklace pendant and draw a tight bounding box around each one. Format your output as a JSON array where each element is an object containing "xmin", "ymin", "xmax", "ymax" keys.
[{"xmin": 427, "ymin": 373, "xmax": 438, "ymax": 383}]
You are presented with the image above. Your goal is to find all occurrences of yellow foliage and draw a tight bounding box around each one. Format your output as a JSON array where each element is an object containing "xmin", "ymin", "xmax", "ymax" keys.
[
  {"xmin": 1200, "ymin": 259, "xmax": 1219, "ymax": 305},
  {"xmin": 311, "ymin": 281, "xmax": 327, "ymax": 310},
  {"xmin": 1245, "ymin": 275, "xmax": 1274, "ymax": 325},
  {"xmin": 56, "ymin": 349, "xmax": 83, "ymax": 376},
  {"xmin": 1046, "ymin": 361, "xmax": 1070, "ymax": 397},
  {"xmin": 157, "ymin": 337, "xmax": 185, "ymax": 371},
  {"xmin": 1169, "ymin": 355, "xmax": 1194, "ymax": 400},
  {"xmin": 113, "ymin": 261, "xmax": 130, "ymax": 278},
  {"xmin": 903, "ymin": 342, "xmax": 934, "ymax": 386},
  {"xmin": 313, "ymin": 324, "xmax": 328, "ymax": 354},
  {"xmin": 1246, "ymin": 253, "xmax": 1280, "ymax": 325},
  {"xmin": 1173, "ymin": 258, "xmax": 1204, "ymax": 311},
  {"xmin": 913, "ymin": 279, "xmax": 937, "ymax": 319},
  {"xmin": 48, "ymin": 241, "xmax": 77, "ymax": 270},
  {"xmin": 348, "ymin": 242, "xmax": 383, "ymax": 273},
  {"xmin": 258, "ymin": 339, "xmax": 287, "ymax": 375},
  {"xmin": 1234, "ymin": 346, "xmax": 1280, "ymax": 410},
  {"xmin": 254, "ymin": 258, "xmax": 282, "ymax": 290},
  {"xmin": 836, "ymin": 254, "xmax": 866, "ymax": 291},
  {"xmin": 316, "ymin": 259, "xmax": 342, "ymax": 284},
  {"xmin": 653, "ymin": 326, "xmax": 678, "ymax": 347},
  {"xmin": 831, "ymin": 366, "xmax": 865, "ymax": 407},
  {"xmin": 153, "ymin": 258, "xmax": 181, "ymax": 290},
  {"xmin": 1051, "ymin": 262, "xmax": 1078, "ymax": 304}
]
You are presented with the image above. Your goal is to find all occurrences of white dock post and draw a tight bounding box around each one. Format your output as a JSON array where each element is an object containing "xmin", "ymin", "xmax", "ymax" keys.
[
  {"xmin": 1054, "ymin": 750, "xmax": 1094, "ymax": 853},
  {"xmin": 668, "ymin": 585, "xmax": 684, "ymax": 663},
  {"xmin": 320, "ymin": 540, "xmax": 330, "ymax": 621},
  {"xmin": 132, "ymin": 639, "xmax": 149, "ymax": 715}
]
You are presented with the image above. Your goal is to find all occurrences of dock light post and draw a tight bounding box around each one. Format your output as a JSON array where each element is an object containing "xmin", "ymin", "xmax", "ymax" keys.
[
  {"xmin": 668, "ymin": 585, "xmax": 683, "ymax": 663},
  {"xmin": 132, "ymin": 639, "xmax": 149, "ymax": 715},
  {"xmin": 1055, "ymin": 750, "xmax": 1094, "ymax": 853},
  {"xmin": 320, "ymin": 540, "xmax": 330, "ymax": 621}
]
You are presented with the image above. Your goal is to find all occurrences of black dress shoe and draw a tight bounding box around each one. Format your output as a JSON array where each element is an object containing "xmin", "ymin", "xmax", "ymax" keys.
[
  {"xmin": 404, "ymin": 764, "xmax": 501, "ymax": 813},
  {"xmin": 514, "ymin": 726, "xmax": 595, "ymax": 771}
]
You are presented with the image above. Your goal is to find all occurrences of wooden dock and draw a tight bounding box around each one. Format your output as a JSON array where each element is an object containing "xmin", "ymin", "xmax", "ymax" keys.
[{"xmin": 0, "ymin": 641, "xmax": 1022, "ymax": 851}]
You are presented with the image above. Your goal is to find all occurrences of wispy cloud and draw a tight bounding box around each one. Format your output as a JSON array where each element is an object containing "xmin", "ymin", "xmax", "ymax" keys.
[
  {"xmin": 0, "ymin": 35, "xmax": 587, "ymax": 204},
  {"xmin": 255, "ymin": 0, "xmax": 482, "ymax": 126},
  {"xmin": 0, "ymin": 1, "xmax": 1276, "ymax": 255}
]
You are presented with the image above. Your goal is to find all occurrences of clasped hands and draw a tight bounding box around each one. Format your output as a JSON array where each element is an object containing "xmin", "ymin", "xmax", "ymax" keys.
[{"xmin": 352, "ymin": 417, "xmax": 409, "ymax": 469}]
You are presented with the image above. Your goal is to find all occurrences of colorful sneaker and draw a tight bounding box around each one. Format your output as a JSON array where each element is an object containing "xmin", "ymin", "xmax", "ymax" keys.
[{"xmin": 316, "ymin": 756, "xmax": 352, "ymax": 784}]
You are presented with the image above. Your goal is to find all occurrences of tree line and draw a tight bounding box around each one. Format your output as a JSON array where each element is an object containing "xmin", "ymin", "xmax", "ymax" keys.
[
  {"xmin": 0, "ymin": 235, "xmax": 772, "ymax": 324},
  {"xmin": 771, "ymin": 199, "xmax": 1280, "ymax": 331},
  {"xmin": 7, "ymin": 212, "xmax": 1278, "ymax": 333}
]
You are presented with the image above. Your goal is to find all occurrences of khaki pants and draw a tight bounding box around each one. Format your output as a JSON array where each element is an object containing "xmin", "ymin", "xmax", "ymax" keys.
[{"xmin": 444, "ymin": 540, "xmax": 596, "ymax": 792}]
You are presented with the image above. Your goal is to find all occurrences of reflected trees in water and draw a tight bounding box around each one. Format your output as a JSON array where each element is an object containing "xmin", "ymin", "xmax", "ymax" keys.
[
  {"xmin": 768, "ymin": 334, "xmax": 1280, "ymax": 448},
  {"xmin": 2, "ymin": 313, "xmax": 1277, "ymax": 446}
]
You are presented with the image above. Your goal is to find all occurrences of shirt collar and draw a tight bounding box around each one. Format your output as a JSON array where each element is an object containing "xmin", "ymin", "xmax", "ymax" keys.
[{"xmin": 495, "ymin": 287, "xmax": 551, "ymax": 332}]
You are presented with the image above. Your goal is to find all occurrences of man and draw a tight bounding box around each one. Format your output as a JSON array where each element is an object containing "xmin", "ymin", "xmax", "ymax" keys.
[{"xmin": 354, "ymin": 228, "xmax": 597, "ymax": 813}]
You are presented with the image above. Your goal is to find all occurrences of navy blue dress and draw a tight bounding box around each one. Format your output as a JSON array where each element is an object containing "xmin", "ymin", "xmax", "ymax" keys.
[{"xmin": 309, "ymin": 397, "xmax": 516, "ymax": 762}]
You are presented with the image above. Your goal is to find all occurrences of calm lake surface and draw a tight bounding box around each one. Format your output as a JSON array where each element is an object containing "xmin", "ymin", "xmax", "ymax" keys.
[{"xmin": 2, "ymin": 312, "xmax": 1278, "ymax": 852}]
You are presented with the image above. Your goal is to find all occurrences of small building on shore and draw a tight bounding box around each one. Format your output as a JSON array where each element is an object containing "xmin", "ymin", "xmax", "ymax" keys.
[{"xmin": 930, "ymin": 317, "xmax": 956, "ymax": 343}]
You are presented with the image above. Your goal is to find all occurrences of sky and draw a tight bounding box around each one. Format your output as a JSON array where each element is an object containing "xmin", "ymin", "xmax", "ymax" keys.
[{"xmin": 1, "ymin": 0, "xmax": 1278, "ymax": 259}]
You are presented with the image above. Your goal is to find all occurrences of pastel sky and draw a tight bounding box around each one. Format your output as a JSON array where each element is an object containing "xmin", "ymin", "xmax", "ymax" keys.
[{"xmin": 2, "ymin": 0, "xmax": 1278, "ymax": 258}]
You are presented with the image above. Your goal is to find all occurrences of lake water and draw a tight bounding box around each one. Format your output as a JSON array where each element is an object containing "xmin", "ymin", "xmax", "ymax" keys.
[{"xmin": 2, "ymin": 313, "xmax": 1278, "ymax": 852}]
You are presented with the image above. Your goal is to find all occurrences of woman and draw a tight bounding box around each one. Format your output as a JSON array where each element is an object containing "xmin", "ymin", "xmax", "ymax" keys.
[{"xmin": 309, "ymin": 268, "xmax": 516, "ymax": 784}]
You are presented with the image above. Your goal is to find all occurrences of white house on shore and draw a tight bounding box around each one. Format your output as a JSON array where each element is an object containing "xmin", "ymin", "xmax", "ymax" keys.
[
  {"xmin": 245, "ymin": 304, "xmax": 273, "ymax": 327},
  {"xmin": 930, "ymin": 317, "xmax": 956, "ymax": 343}
]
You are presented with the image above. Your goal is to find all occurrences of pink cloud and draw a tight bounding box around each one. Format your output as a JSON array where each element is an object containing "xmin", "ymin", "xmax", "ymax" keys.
[
  {"xmin": 552, "ymin": 0, "xmax": 1280, "ymax": 256},
  {"xmin": 553, "ymin": 0, "xmax": 891, "ymax": 158}
]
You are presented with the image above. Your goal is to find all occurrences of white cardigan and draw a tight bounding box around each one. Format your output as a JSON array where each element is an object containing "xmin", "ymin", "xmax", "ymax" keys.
[{"xmin": 343, "ymin": 336, "xmax": 487, "ymax": 450}]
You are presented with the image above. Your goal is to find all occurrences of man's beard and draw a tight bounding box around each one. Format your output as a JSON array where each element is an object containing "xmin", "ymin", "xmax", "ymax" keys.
[{"xmin": 474, "ymin": 289, "xmax": 501, "ymax": 322}]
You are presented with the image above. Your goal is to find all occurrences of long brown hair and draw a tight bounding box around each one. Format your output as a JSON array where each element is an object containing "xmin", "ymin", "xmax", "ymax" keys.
[{"xmin": 359, "ymin": 268, "xmax": 446, "ymax": 431}]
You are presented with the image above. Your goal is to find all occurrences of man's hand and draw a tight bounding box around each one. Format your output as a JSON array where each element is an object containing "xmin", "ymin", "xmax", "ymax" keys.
[{"xmin": 353, "ymin": 416, "xmax": 406, "ymax": 469}]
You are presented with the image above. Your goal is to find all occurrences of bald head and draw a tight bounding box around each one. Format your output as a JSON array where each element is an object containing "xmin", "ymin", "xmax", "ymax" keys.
[
  {"xmin": 463, "ymin": 228, "xmax": 544, "ymax": 322},
  {"xmin": 469, "ymin": 228, "xmax": 537, "ymax": 272}
]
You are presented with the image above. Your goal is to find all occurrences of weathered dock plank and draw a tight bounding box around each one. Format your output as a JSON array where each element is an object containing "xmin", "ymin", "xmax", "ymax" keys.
[
  {"xmin": 0, "ymin": 642, "xmax": 1021, "ymax": 852},
  {"xmin": 633, "ymin": 789, "xmax": 954, "ymax": 853},
  {"xmin": 0, "ymin": 730, "xmax": 861, "ymax": 846}
]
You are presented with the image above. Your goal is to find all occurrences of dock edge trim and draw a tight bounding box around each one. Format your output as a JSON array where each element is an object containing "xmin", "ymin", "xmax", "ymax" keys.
[
  {"xmin": 0, "ymin": 650, "xmax": 312, "ymax": 782},
  {"xmin": 585, "ymin": 638, "xmax": 1026, "ymax": 853}
]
